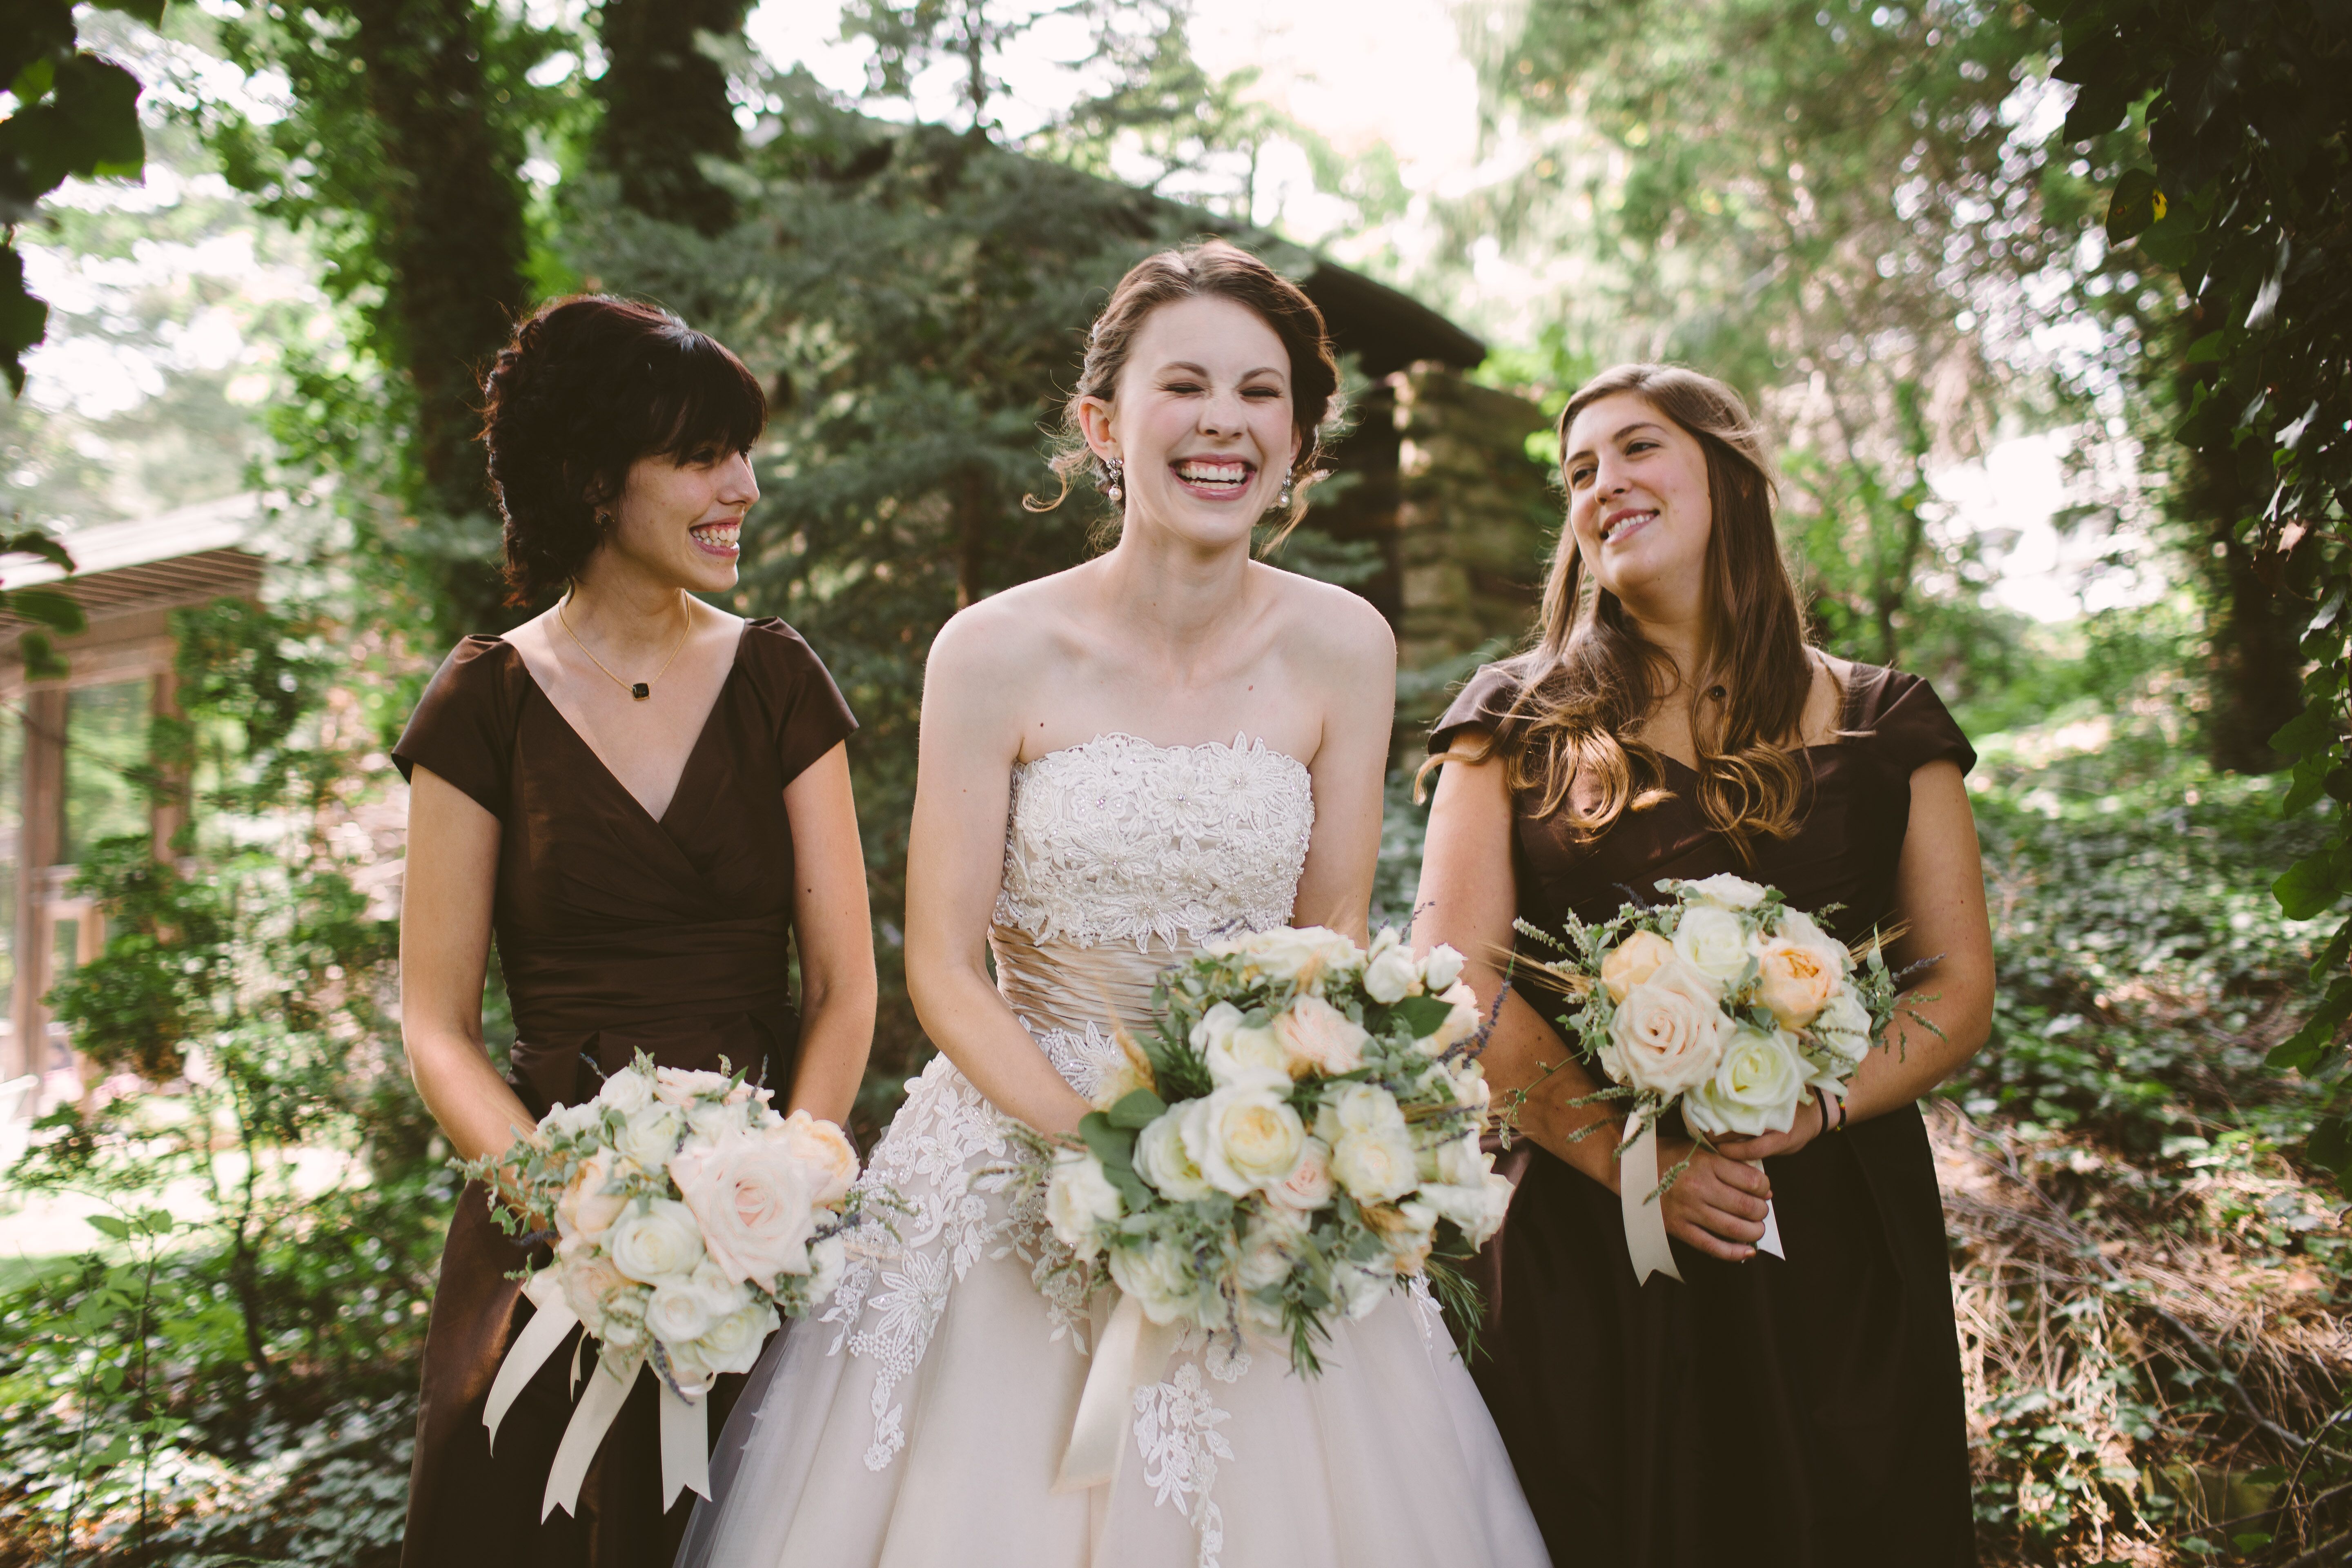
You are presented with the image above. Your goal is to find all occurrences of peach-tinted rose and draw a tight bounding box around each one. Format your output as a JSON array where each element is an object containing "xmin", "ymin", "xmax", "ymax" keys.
[
  {"xmin": 1755, "ymin": 938, "xmax": 1837, "ymax": 1028},
  {"xmin": 555, "ymin": 1151, "xmax": 628, "ymax": 1242},
  {"xmin": 777, "ymin": 1110, "xmax": 859, "ymax": 1206},
  {"xmin": 1601, "ymin": 929, "xmax": 1675, "ymax": 1004},
  {"xmin": 1274, "ymin": 993, "xmax": 1370, "ymax": 1076},
  {"xmin": 1607, "ymin": 956, "xmax": 1733, "ymax": 1096},
  {"xmin": 1264, "ymin": 1135, "xmax": 1336, "ymax": 1211},
  {"xmin": 668, "ymin": 1129, "xmax": 817, "ymax": 1284}
]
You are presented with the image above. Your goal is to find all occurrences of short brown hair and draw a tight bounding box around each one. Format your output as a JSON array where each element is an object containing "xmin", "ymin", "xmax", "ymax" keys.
[
  {"xmin": 479, "ymin": 295, "xmax": 765, "ymax": 606},
  {"xmin": 1029, "ymin": 239, "xmax": 1341, "ymax": 545}
]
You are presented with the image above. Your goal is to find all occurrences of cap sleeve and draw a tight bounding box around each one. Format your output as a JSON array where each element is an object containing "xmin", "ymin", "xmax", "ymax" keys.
[
  {"xmin": 1852, "ymin": 666, "xmax": 1976, "ymax": 777},
  {"xmin": 742, "ymin": 618, "xmax": 858, "ymax": 786},
  {"xmin": 1430, "ymin": 660, "xmax": 1533, "ymax": 755},
  {"xmin": 392, "ymin": 638, "xmax": 522, "ymax": 818}
]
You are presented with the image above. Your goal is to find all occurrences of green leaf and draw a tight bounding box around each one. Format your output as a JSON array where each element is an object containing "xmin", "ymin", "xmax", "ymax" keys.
[
  {"xmin": 1105, "ymin": 1087, "xmax": 1167, "ymax": 1130},
  {"xmin": 2307, "ymin": 1114, "xmax": 2352, "ymax": 1186},
  {"xmin": 2267, "ymin": 978, "xmax": 2352, "ymax": 1069},
  {"xmin": 1079, "ymin": 1113, "xmax": 1153, "ymax": 1210},
  {"xmin": 85, "ymin": 1214, "xmax": 131, "ymax": 1240},
  {"xmin": 2137, "ymin": 212, "xmax": 2197, "ymax": 270},
  {"xmin": 2272, "ymin": 854, "xmax": 2344, "ymax": 920},
  {"xmin": 4, "ymin": 586, "xmax": 86, "ymax": 633},
  {"xmin": 1388, "ymin": 993, "xmax": 1456, "ymax": 1037},
  {"xmin": 2105, "ymin": 169, "xmax": 2158, "ymax": 242},
  {"xmin": 2269, "ymin": 699, "xmax": 2334, "ymax": 760},
  {"xmin": 2183, "ymin": 328, "xmax": 2233, "ymax": 365}
]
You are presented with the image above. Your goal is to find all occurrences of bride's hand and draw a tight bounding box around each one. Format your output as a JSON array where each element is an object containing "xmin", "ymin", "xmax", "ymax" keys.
[
  {"xmin": 1710, "ymin": 1089, "xmax": 1829, "ymax": 1165},
  {"xmin": 1653, "ymin": 1138, "xmax": 1773, "ymax": 1262}
]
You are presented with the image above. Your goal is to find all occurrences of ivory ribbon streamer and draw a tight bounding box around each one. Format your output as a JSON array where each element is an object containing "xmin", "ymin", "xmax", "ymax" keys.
[
  {"xmin": 1054, "ymin": 1290, "xmax": 1183, "ymax": 1494},
  {"xmin": 1620, "ymin": 1123, "xmax": 1786, "ymax": 1284},
  {"xmin": 480, "ymin": 1287, "xmax": 715, "ymax": 1520},
  {"xmin": 1619, "ymin": 1118, "xmax": 1683, "ymax": 1286}
]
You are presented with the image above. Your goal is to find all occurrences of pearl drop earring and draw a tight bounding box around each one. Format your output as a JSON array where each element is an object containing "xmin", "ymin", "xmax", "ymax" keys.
[{"xmin": 1103, "ymin": 456, "xmax": 1125, "ymax": 503}]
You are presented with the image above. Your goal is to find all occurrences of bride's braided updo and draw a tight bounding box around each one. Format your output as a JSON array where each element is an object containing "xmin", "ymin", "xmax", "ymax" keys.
[
  {"xmin": 1028, "ymin": 239, "xmax": 1342, "ymax": 545},
  {"xmin": 479, "ymin": 295, "xmax": 765, "ymax": 606}
]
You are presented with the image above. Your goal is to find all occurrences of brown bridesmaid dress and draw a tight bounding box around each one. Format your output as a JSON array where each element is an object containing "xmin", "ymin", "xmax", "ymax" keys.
[
  {"xmin": 390, "ymin": 618, "xmax": 856, "ymax": 1568},
  {"xmin": 1432, "ymin": 660, "xmax": 1978, "ymax": 1568}
]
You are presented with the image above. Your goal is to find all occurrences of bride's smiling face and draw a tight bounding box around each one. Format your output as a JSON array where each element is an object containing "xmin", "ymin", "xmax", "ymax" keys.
[
  {"xmin": 1083, "ymin": 294, "xmax": 1299, "ymax": 551},
  {"xmin": 1561, "ymin": 391, "xmax": 1713, "ymax": 617}
]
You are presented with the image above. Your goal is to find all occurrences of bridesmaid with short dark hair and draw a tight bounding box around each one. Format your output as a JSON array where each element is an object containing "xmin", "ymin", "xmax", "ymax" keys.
[
  {"xmin": 393, "ymin": 295, "xmax": 876, "ymax": 1567},
  {"xmin": 1415, "ymin": 363, "xmax": 1992, "ymax": 1566}
]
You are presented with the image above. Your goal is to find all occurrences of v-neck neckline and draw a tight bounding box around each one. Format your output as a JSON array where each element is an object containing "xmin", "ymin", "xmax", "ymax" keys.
[{"xmin": 501, "ymin": 620, "xmax": 749, "ymax": 828}]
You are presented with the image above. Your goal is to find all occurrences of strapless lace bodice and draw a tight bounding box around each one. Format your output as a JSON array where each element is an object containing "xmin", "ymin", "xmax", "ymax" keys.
[{"xmin": 993, "ymin": 732, "xmax": 1314, "ymax": 951}]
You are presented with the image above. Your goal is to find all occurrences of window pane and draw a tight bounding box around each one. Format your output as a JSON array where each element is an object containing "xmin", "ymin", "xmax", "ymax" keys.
[{"xmin": 63, "ymin": 679, "xmax": 153, "ymax": 863}]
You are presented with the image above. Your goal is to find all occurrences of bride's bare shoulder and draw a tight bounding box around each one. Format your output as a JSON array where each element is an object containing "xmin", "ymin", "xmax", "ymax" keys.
[
  {"xmin": 1255, "ymin": 563, "xmax": 1393, "ymax": 675},
  {"xmin": 926, "ymin": 571, "xmax": 1086, "ymax": 684}
]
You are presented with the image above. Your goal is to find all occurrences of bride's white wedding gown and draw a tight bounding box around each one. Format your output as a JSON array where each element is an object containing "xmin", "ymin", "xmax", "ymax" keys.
[{"xmin": 677, "ymin": 734, "xmax": 1548, "ymax": 1568}]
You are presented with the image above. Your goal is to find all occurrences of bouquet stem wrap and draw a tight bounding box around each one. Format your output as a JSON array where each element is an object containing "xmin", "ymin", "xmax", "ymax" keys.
[
  {"xmin": 483, "ymin": 1290, "xmax": 713, "ymax": 1520},
  {"xmin": 1617, "ymin": 1119, "xmax": 1784, "ymax": 1287},
  {"xmin": 1054, "ymin": 1290, "xmax": 1183, "ymax": 1494}
]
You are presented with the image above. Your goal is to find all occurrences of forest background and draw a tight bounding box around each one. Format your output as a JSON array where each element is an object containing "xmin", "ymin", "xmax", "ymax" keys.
[{"xmin": 0, "ymin": 0, "xmax": 2347, "ymax": 1564}]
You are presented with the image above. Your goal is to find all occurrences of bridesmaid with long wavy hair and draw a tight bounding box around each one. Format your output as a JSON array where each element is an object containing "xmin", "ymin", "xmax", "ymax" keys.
[
  {"xmin": 1415, "ymin": 363, "xmax": 1992, "ymax": 1566},
  {"xmin": 393, "ymin": 296, "xmax": 876, "ymax": 1567}
]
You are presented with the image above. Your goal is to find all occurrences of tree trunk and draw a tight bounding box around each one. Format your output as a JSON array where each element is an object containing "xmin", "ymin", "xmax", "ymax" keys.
[
  {"xmin": 346, "ymin": 0, "xmax": 533, "ymax": 633},
  {"xmin": 592, "ymin": 0, "xmax": 747, "ymax": 236},
  {"xmin": 2203, "ymin": 487, "xmax": 2308, "ymax": 774}
]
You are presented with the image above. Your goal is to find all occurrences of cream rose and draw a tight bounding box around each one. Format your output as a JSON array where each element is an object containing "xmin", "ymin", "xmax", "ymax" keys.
[
  {"xmin": 1263, "ymin": 1135, "xmax": 1336, "ymax": 1211},
  {"xmin": 1274, "ymin": 993, "xmax": 1371, "ymax": 1076},
  {"xmin": 1608, "ymin": 956, "xmax": 1733, "ymax": 1096},
  {"xmin": 1330, "ymin": 1125, "xmax": 1419, "ymax": 1203},
  {"xmin": 1669, "ymin": 904, "xmax": 1754, "ymax": 995},
  {"xmin": 1417, "ymin": 981, "xmax": 1484, "ymax": 1056},
  {"xmin": 778, "ymin": 1110, "xmax": 859, "ymax": 1206},
  {"xmin": 668, "ymin": 1128, "xmax": 818, "ymax": 1284},
  {"xmin": 604, "ymin": 1197, "xmax": 706, "ymax": 1285},
  {"xmin": 596, "ymin": 1067, "xmax": 655, "ymax": 1116},
  {"xmin": 645, "ymin": 1262, "xmax": 748, "ymax": 1346},
  {"xmin": 1677, "ymin": 873, "xmax": 1769, "ymax": 910},
  {"xmin": 686, "ymin": 1298, "xmax": 779, "ymax": 1383},
  {"xmin": 1183, "ymin": 1084, "xmax": 1309, "ymax": 1196},
  {"xmin": 653, "ymin": 1066, "xmax": 733, "ymax": 1107},
  {"xmin": 1335, "ymin": 1261, "xmax": 1392, "ymax": 1320},
  {"xmin": 1205, "ymin": 1020, "xmax": 1292, "ymax": 1090},
  {"xmin": 1600, "ymin": 928, "xmax": 1675, "ymax": 1003},
  {"xmin": 1755, "ymin": 938, "xmax": 1838, "ymax": 1029},
  {"xmin": 1136, "ymin": 1106, "xmax": 1215, "ymax": 1200},
  {"xmin": 1683, "ymin": 1024, "xmax": 1810, "ymax": 1137},
  {"xmin": 1044, "ymin": 1149, "xmax": 1124, "ymax": 1252},
  {"xmin": 1809, "ymin": 989, "xmax": 1875, "ymax": 1071},
  {"xmin": 1109, "ymin": 1238, "xmax": 1206, "ymax": 1327},
  {"xmin": 555, "ymin": 1151, "xmax": 628, "ymax": 1242},
  {"xmin": 1235, "ymin": 1215, "xmax": 1297, "ymax": 1292},
  {"xmin": 1315, "ymin": 1082, "xmax": 1408, "ymax": 1143},
  {"xmin": 1423, "ymin": 943, "xmax": 1467, "ymax": 992},
  {"xmin": 614, "ymin": 1104, "xmax": 686, "ymax": 1169},
  {"xmin": 1363, "ymin": 942, "xmax": 1423, "ymax": 1004},
  {"xmin": 806, "ymin": 1232, "xmax": 849, "ymax": 1303}
]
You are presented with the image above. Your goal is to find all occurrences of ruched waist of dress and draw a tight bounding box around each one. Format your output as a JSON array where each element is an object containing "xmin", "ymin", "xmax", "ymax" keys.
[{"xmin": 988, "ymin": 921, "xmax": 1195, "ymax": 1039}]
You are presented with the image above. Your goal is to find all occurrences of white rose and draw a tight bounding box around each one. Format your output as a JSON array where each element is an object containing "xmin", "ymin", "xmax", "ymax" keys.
[
  {"xmin": 1683, "ymin": 1024, "xmax": 1811, "ymax": 1138},
  {"xmin": 1607, "ymin": 957, "xmax": 1733, "ymax": 1096},
  {"xmin": 777, "ymin": 1110, "xmax": 860, "ymax": 1207},
  {"xmin": 1362, "ymin": 943, "xmax": 1422, "ymax": 1004},
  {"xmin": 1423, "ymin": 943, "xmax": 1467, "ymax": 993},
  {"xmin": 1273, "ymin": 994, "xmax": 1371, "ymax": 1077},
  {"xmin": 1235, "ymin": 1215, "xmax": 1297, "ymax": 1292},
  {"xmin": 1044, "ymin": 1149, "xmax": 1124, "ymax": 1252},
  {"xmin": 1810, "ymin": 990, "xmax": 1875, "ymax": 1071},
  {"xmin": 1189, "ymin": 1001, "xmax": 1245, "ymax": 1053},
  {"xmin": 538, "ymin": 1101, "xmax": 603, "ymax": 1141},
  {"xmin": 604, "ymin": 1197, "xmax": 706, "ymax": 1285},
  {"xmin": 1330, "ymin": 1126, "xmax": 1419, "ymax": 1203},
  {"xmin": 1182, "ymin": 1085, "xmax": 1309, "ymax": 1196},
  {"xmin": 1670, "ymin": 904, "xmax": 1753, "ymax": 995},
  {"xmin": 1421, "ymin": 1171, "xmax": 1514, "ymax": 1247},
  {"xmin": 1315, "ymin": 1082, "xmax": 1408, "ymax": 1143},
  {"xmin": 667, "ymin": 1128, "xmax": 818, "ymax": 1284},
  {"xmin": 1425, "ymin": 1127, "xmax": 1488, "ymax": 1188},
  {"xmin": 1109, "ymin": 1238, "xmax": 1207, "ymax": 1328},
  {"xmin": 685, "ymin": 1297, "xmax": 779, "ymax": 1383},
  {"xmin": 1209, "ymin": 927, "xmax": 1348, "ymax": 984},
  {"xmin": 1264, "ymin": 1135, "xmax": 1336, "ymax": 1211},
  {"xmin": 806, "ymin": 1232, "xmax": 849, "ymax": 1303},
  {"xmin": 1205, "ymin": 1020, "xmax": 1292, "ymax": 1090},
  {"xmin": 615, "ymin": 1105, "xmax": 686, "ymax": 1169},
  {"xmin": 596, "ymin": 1067, "xmax": 655, "ymax": 1116},
  {"xmin": 1677, "ymin": 873, "xmax": 1768, "ymax": 910},
  {"xmin": 1777, "ymin": 908, "xmax": 1854, "ymax": 976},
  {"xmin": 1335, "ymin": 1261, "xmax": 1392, "ymax": 1320},
  {"xmin": 646, "ymin": 1262, "xmax": 748, "ymax": 1347},
  {"xmin": 1136, "ymin": 1106, "xmax": 1216, "ymax": 1200}
]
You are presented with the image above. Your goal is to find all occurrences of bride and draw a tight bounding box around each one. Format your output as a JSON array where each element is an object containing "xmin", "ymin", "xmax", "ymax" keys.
[{"xmin": 677, "ymin": 240, "xmax": 1547, "ymax": 1568}]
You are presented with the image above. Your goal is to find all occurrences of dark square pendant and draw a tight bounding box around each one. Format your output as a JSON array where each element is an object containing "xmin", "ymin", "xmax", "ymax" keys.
[{"xmin": 629, "ymin": 682, "xmax": 650, "ymax": 700}]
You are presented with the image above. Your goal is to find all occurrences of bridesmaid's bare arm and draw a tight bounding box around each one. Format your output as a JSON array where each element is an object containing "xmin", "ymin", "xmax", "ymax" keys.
[
  {"xmin": 1288, "ymin": 582, "xmax": 1394, "ymax": 942},
  {"xmin": 780, "ymin": 741, "xmax": 877, "ymax": 1127},
  {"xmin": 903, "ymin": 608, "xmax": 1096, "ymax": 1138},
  {"xmin": 1415, "ymin": 734, "xmax": 1772, "ymax": 1262},
  {"xmin": 400, "ymin": 766, "xmax": 537, "ymax": 1165}
]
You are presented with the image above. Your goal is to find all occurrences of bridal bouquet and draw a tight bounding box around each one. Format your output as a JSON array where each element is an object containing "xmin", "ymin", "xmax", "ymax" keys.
[
  {"xmin": 465, "ymin": 1054, "xmax": 869, "ymax": 1518},
  {"xmin": 1036, "ymin": 926, "xmax": 1512, "ymax": 1386},
  {"xmin": 1515, "ymin": 873, "xmax": 1916, "ymax": 1283}
]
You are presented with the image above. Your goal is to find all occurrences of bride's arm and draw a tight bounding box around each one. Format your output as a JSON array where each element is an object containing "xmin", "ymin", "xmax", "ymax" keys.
[
  {"xmin": 903, "ymin": 612, "xmax": 1097, "ymax": 1138},
  {"xmin": 1288, "ymin": 586, "xmax": 1394, "ymax": 942}
]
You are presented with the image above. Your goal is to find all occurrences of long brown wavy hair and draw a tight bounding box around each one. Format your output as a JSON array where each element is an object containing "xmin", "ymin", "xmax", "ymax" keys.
[{"xmin": 1426, "ymin": 363, "xmax": 1823, "ymax": 852}]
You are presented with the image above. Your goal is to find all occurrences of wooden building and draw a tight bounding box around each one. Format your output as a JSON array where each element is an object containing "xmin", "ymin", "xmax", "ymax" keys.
[{"xmin": 0, "ymin": 494, "xmax": 266, "ymax": 1102}]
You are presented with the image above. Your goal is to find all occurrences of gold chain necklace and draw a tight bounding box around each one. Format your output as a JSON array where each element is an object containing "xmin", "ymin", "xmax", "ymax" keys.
[{"xmin": 557, "ymin": 594, "xmax": 693, "ymax": 701}]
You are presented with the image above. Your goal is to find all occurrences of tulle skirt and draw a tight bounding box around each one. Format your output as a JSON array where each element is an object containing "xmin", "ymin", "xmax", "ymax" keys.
[{"xmin": 674, "ymin": 1057, "xmax": 1548, "ymax": 1568}]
